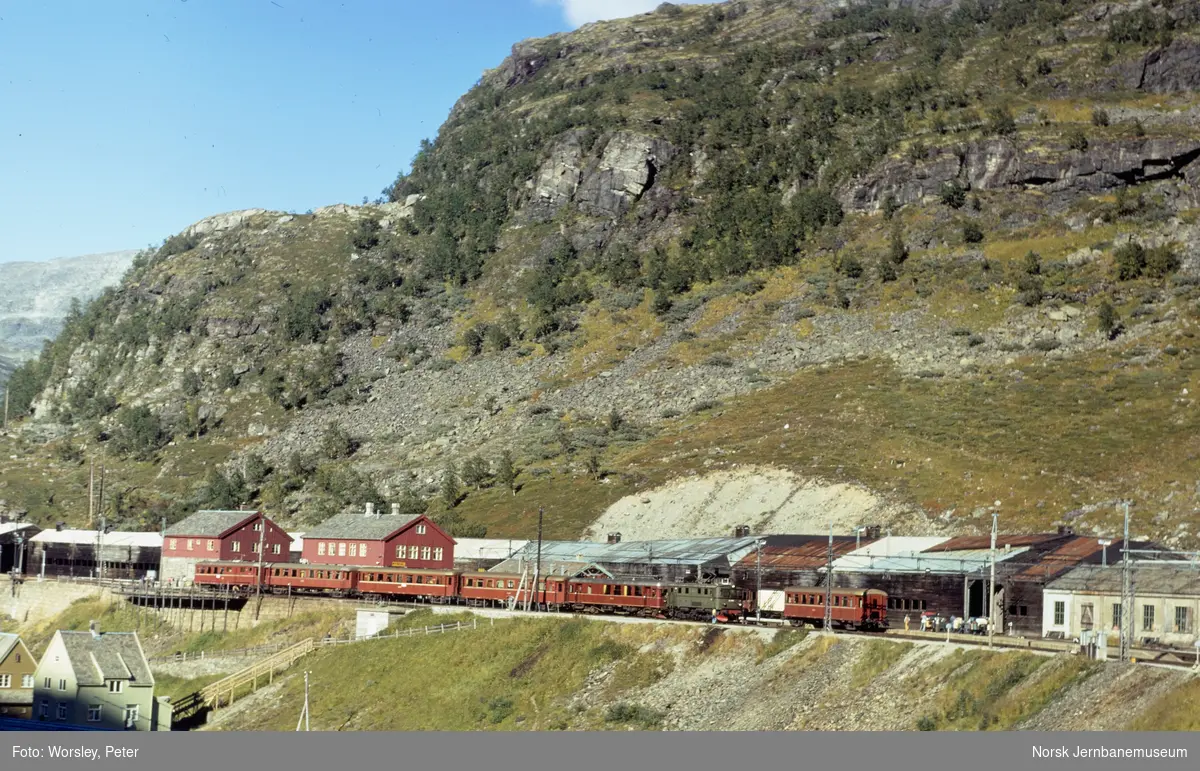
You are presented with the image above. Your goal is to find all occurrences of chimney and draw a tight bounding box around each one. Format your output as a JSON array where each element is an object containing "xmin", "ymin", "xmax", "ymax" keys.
[
  {"xmin": 607, "ymin": 532, "xmax": 621, "ymax": 544},
  {"xmin": 391, "ymin": 503, "xmax": 400, "ymax": 517},
  {"xmin": 364, "ymin": 502, "xmax": 375, "ymax": 518},
  {"xmin": 734, "ymin": 525, "xmax": 750, "ymax": 538},
  {"xmin": 89, "ymin": 620, "xmax": 100, "ymax": 640},
  {"xmin": 865, "ymin": 525, "xmax": 882, "ymax": 540},
  {"xmin": 1057, "ymin": 525, "xmax": 1074, "ymax": 536}
]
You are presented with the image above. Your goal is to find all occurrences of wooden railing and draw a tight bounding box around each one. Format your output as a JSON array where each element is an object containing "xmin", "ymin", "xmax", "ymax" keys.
[
  {"xmin": 149, "ymin": 641, "xmax": 288, "ymax": 663},
  {"xmin": 198, "ymin": 638, "xmax": 316, "ymax": 711}
]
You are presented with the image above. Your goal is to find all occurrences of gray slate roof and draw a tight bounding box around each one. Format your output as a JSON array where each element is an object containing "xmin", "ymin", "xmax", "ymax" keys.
[
  {"xmin": 0, "ymin": 633, "xmax": 22, "ymax": 664},
  {"xmin": 303, "ymin": 510, "xmax": 423, "ymax": 541},
  {"xmin": 58, "ymin": 631, "xmax": 153, "ymax": 687},
  {"xmin": 165, "ymin": 510, "xmax": 258, "ymax": 537},
  {"xmin": 1047, "ymin": 563, "xmax": 1200, "ymax": 597}
]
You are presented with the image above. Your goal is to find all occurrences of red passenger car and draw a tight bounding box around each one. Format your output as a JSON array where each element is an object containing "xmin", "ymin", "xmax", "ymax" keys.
[
  {"xmin": 265, "ymin": 563, "xmax": 357, "ymax": 596},
  {"xmin": 194, "ymin": 562, "xmax": 261, "ymax": 590},
  {"xmin": 459, "ymin": 573, "xmax": 569, "ymax": 609},
  {"xmin": 783, "ymin": 587, "xmax": 888, "ymax": 631},
  {"xmin": 564, "ymin": 578, "xmax": 669, "ymax": 616},
  {"xmin": 358, "ymin": 568, "xmax": 460, "ymax": 600}
]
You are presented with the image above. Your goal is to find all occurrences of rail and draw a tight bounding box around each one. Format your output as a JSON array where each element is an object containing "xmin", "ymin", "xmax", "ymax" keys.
[{"xmin": 316, "ymin": 619, "xmax": 478, "ymax": 646}]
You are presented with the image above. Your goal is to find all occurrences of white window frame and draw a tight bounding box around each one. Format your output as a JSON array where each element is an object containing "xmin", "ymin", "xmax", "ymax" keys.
[
  {"xmin": 39, "ymin": 700, "xmax": 49, "ymax": 718},
  {"xmin": 409, "ymin": 545, "xmax": 419, "ymax": 559},
  {"xmin": 22, "ymin": 674, "xmax": 34, "ymax": 688},
  {"xmin": 360, "ymin": 542, "xmax": 368, "ymax": 556},
  {"xmin": 338, "ymin": 542, "xmax": 347, "ymax": 557},
  {"xmin": 208, "ymin": 539, "xmax": 215, "ymax": 551},
  {"xmin": 124, "ymin": 704, "xmax": 138, "ymax": 730},
  {"xmin": 1053, "ymin": 601, "xmax": 1065, "ymax": 626},
  {"xmin": 168, "ymin": 538, "xmax": 178, "ymax": 550},
  {"xmin": 58, "ymin": 678, "xmax": 67, "ymax": 691},
  {"xmin": 107, "ymin": 680, "xmax": 124, "ymax": 694},
  {"xmin": 422, "ymin": 546, "xmax": 431, "ymax": 561},
  {"xmin": 272, "ymin": 543, "xmax": 281, "ymax": 555},
  {"xmin": 231, "ymin": 540, "xmax": 242, "ymax": 553},
  {"xmin": 187, "ymin": 539, "xmax": 195, "ymax": 551},
  {"xmin": 43, "ymin": 677, "xmax": 51, "ymax": 689},
  {"xmin": 348, "ymin": 543, "xmax": 357, "ymax": 557},
  {"xmin": 57, "ymin": 702, "xmax": 67, "ymax": 721},
  {"xmin": 0, "ymin": 674, "xmax": 10, "ymax": 688},
  {"xmin": 395, "ymin": 545, "xmax": 404, "ymax": 559},
  {"xmin": 318, "ymin": 542, "xmax": 326, "ymax": 556},
  {"xmin": 88, "ymin": 704, "xmax": 102, "ymax": 722},
  {"xmin": 434, "ymin": 547, "xmax": 443, "ymax": 562},
  {"xmin": 416, "ymin": 524, "xmax": 426, "ymax": 535}
]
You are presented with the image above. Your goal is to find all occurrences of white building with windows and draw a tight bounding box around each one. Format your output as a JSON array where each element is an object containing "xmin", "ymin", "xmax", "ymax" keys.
[
  {"xmin": 31, "ymin": 628, "xmax": 170, "ymax": 731},
  {"xmin": 1042, "ymin": 563, "xmax": 1200, "ymax": 646}
]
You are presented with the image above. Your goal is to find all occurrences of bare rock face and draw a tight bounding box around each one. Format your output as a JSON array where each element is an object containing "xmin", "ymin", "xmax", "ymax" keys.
[
  {"xmin": 1119, "ymin": 40, "xmax": 1200, "ymax": 93},
  {"xmin": 524, "ymin": 129, "xmax": 589, "ymax": 221},
  {"xmin": 840, "ymin": 137, "xmax": 1200, "ymax": 212},
  {"xmin": 184, "ymin": 209, "xmax": 269, "ymax": 238},
  {"xmin": 574, "ymin": 131, "xmax": 676, "ymax": 218}
]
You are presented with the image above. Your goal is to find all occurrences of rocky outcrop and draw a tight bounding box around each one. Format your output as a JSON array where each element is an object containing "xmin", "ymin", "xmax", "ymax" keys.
[
  {"xmin": 1118, "ymin": 40, "xmax": 1200, "ymax": 93},
  {"xmin": 524, "ymin": 130, "xmax": 589, "ymax": 221},
  {"xmin": 575, "ymin": 131, "xmax": 676, "ymax": 218},
  {"xmin": 840, "ymin": 137, "xmax": 1200, "ymax": 212},
  {"xmin": 184, "ymin": 209, "xmax": 270, "ymax": 238}
]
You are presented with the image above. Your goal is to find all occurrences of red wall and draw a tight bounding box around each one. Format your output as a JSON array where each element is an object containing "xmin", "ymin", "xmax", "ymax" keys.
[
  {"xmin": 164, "ymin": 514, "xmax": 291, "ymax": 563},
  {"xmin": 301, "ymin": 517, "xmax": 454, "ymax": 569}
]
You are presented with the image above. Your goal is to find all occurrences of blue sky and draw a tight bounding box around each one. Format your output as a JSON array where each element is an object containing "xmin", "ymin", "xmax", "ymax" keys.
[{"xmin": 0, "ymin": 0, "xmax": 696, "ymax": 263}]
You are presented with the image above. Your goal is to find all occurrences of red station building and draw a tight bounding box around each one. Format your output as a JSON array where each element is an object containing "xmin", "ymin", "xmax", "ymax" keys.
[
  {"xmin": 162, "ymin": 510, "xmax": 292, "ymax": 583},
  {"xmin": 300, "ymin": 503, "xmax": 455, "ymax": 570}
]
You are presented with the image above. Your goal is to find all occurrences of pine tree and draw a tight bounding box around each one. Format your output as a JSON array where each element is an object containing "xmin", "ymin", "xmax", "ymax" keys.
[
  {"xmin": 441, "ymin": 462, "xmax": 461, "ymax": 509},
  {"xmin": 496, "ymin": 450, "xmax": 518, "ymax": 495}
]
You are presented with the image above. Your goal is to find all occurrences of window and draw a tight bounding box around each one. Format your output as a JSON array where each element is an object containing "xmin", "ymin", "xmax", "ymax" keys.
[
  {"xmin": 433, "ymin": 547, "xmax": 443, "ymax": 562},
  {"xmin": 39, "ymin": 700, "xmax": 49, "ymax": 719},
  {"xmin": 107, "ymin": 680, "xmax": 124, "ymax": 694},
  {"xmin": 187, "ymin": 539, "xmax": 195, "ymax": 551},
  {"xmin": 409, "ymin": 545, "xmax": 419, "ymax": 559},
  {"xmin": 1143, "ymin": 604, "xmax": 1156, "ymax": 632},
  {"xmin": 207, "ymin": 540, "xmax": 215, "ymax": 551},
  {"xmin": 1080, "ymin": 603, "xmax": 1094, "ymax": 631},
  {"xmin": 88, "ymin": 704, "xmax": 102, "ymax": 722},
  {"xmin": 422, "ymin": 546, "xmax": 431, "ymax": 560},
  {"xmin": 416, "ymin": 524, "xmax": 426, "ymax": 535},
  {"xmin": 360, "ymin": 543, "xmax": 368, "ymax": 556},
  {"xmin": 231, "ymin": 541, "xmax": 242, "ymax": 553},
  {"xmin": 272, "ymin": 543, "xmax": 281, "ymax": 555},
  {"xmin": 1112, "ymin": 603, "xmax": 1123, "ymax": 629},
  {"xmin": 1053, "ymin": 601, "xmax": 1065, "ymax": 626},
  {"xmin": 335, "ymin": 542, "xmax": 345, "ymax": 557},
  {"xmin": 58, "ymin": 679, "xmax": 67, "ymax": 691},
  {"xmin": 22, "ymin": 675, "xmax": 34, "ymax": 688},
  {"xmin": 251, "ymin": 541, "xmax": 261, "ymax": 553},
  {"xmin": 349, "ymin": 543, "xmax": 357, "ymax": 557},
  {"xmin": 57, "ymin": 702, "xmax": 67, "ymax": 720},
  {"xmin": 395, "ymin": 545, "xmax": 404, "ymax": 559},
  {"xmin": 253, "ymin": 521, "xmax": 263, "ymax": 531},
  {"xmin": 168, "ymin": 538, "xmax": 178, "ymax": 550},
  {"xmin": 43, "ymin": 677, "xmax": 51, "ymax": 689},
  {"xmin": 318, "ymin": 542, "xmax": 326, "ymax": 556},
  {"xmin": 124, "ymin": 705, "xmax": 138, "ymax": 730},
  {"xmin": 0, "ymin": 674, "xmax": 9, "ymax": 688},
  {"xmin": 1175, "ymin": 606, "xmax": 1191, "ymax": 634}
]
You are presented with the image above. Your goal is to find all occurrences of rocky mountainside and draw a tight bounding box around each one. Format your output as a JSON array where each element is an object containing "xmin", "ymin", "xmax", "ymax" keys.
[
  {"xmin": 3, "ymin": 0, "xmax": 1200, "ymax": 548},
  {"xmin": 0, "ymin": 250, "xmax": 136, "ymax": 390}
]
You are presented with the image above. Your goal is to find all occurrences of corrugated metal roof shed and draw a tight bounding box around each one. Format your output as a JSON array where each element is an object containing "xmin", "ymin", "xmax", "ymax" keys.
[
  {"xmin": 30, "ymin": 530, "xmax": 162, "ymax": 548},
  {"xmin": 925, "ymin": 534, "xmax": 1060, "ymax": 552},
  {"xmin": 733, "ymin": 537, "xmax": 864, "ymax": 570},
  {"xmin": 839, "ymin": 536, "xmax": 949, "ymax": 558},
  {"xmin": 1047, "ymin": 563, "xmax": 1200, "ymax": 596},
  {"xmin": 453, "ymin": 538, "xmax": 529, "ymax": 561},
  {"xmin": 0, "ymin": 522, "xmax": 39, "ymax": 539},
  {"xmin": 501, "ymin": 537, "xmax": 760, "ymax": 567},
  {"xmin": 833, "ymin": 545, "xmax": 1031, "ymax": 574}
]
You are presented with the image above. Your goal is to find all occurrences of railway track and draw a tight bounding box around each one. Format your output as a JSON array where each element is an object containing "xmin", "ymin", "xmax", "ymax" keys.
[{"xmin": 260, "ymin": 591, "xmax": 1200, "ymax": 670}]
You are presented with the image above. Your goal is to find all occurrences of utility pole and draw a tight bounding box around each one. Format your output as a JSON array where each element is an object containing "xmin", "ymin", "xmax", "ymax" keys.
[
  {"xmin": 755, "ymin": 538, "xmax": 763, "ymax": 626},
  {"xmin": 88, "ymin": 458, "xmax": 96, "ymax": 529},
  {"xmin": 159, "ymin": 516, "xmax": 166, "ymax": 584},
  {"xmin": 98, "ymin": 516, "xmax": 105, "ymax": 582},
  {"xmin": 988, "ymin": 510, "xmax": 997, "ymax": 649},
  {"xmin": 2, "ymin": 387, "xmax": 9, "ymax": 431},
  {"xmin": 823, "ymin": 523, "xmax": 833, "ymax": 633},
  {"xmin": 1120, "ymin": 501, "xmax": 1133, "ymax": 662},
  {"xmin": 296, "ymin": 671, "xmax": 310, "ymax": 731},
  {"xmin": 254, "ymin": 514, "xmax": 267, "ymax": 620},
  {"xmin": 534, "ymin": 506, "xmax": 543, "ymax": 611}
]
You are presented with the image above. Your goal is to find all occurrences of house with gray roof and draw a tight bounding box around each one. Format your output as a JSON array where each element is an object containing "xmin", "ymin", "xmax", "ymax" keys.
[
  {"xmin": 301, "ymin": 503, "xmax": 455, "ymax": 569},
  {"xmin": 1043, "ymin": 562, "xmax": 1200, "ymax": 646},
  {"xmin": 32, "ymin": 627, "xmax": 170, "ymax": 731},
  {"xmin": 0, "ymin": 632, "xmax": 36, "ymax": 719}
]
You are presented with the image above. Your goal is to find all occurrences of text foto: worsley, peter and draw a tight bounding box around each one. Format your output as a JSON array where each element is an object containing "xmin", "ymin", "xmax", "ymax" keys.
[
  {"xmin": 1033, "ymin": 745, "xmax": 1188, "ymax": 759},
  {"xmin": 13, "ymin": 745, "xmax": 139, "ymax": 760}
]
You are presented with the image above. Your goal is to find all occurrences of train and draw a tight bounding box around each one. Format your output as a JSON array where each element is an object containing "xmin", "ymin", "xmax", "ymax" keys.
[{"xmin": 192, "ymin": 560, "xmax": 889, "ymax": 630}]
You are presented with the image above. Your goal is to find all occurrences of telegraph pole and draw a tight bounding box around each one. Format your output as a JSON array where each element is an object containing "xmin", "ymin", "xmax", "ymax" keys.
[
  {"xmin": 988, "ymin": 510, "xmax": 997, "ymax": 648},
  {"xmin": 534, "ymin": 506, "xmax": 543, "ymax": 611},
  {"xmin": 1120, "ymin": 502, "xmax": 1133, "ymax": 662},
  {"xmin": 3, "ymin": 387, "xmax": 9, "ymax": 431},
  {"xmin": 755, "ymin": 538, "xmax": 763, "ymax": 625},
  {"xmin": 88, "ymin": 458, "xmax": 96, "ymax": 529},
  {"xmin": 254, "ymin": 514, "xmax": 267, "ymax": 620},
  {"xmin": 823, "ymin": 523, "xmax": 833, "ymax": 633}
]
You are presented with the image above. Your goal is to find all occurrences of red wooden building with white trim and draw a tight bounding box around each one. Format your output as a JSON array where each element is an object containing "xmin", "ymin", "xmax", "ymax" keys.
[
  {"xmin": 162, "ymin": 510, "xmax": 292, "ymax": 584},
  {"xmin": 300, "ymin": 503, "xmax": 455, "ymax": 570}
]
